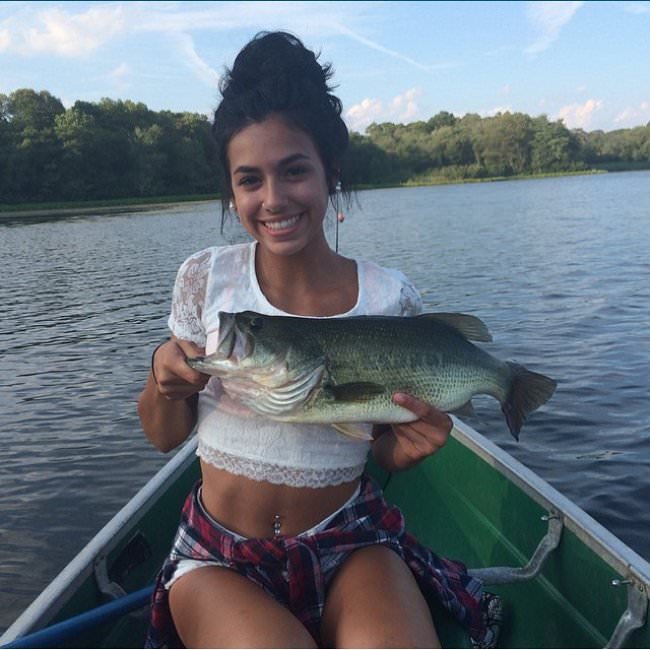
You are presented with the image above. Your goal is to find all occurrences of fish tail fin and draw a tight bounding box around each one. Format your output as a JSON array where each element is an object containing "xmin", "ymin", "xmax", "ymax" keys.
[{"xmin": 501, "ymin": 363, "xmax": 557, "ymax": 441}]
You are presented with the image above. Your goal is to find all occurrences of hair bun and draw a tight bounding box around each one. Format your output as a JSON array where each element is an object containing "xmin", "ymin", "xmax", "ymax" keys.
[
  {"xmin": 212, "ymin": 31, "xmax": 350, "ymax": 211},
  {"xmin": 222, "ymin": 31, "xmax": 333, "ymax": 101}
]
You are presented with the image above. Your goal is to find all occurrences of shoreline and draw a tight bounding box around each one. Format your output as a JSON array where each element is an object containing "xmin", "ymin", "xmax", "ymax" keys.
[
  {"xmin": 0, "ymin": 198, "xmax": 219, "ymax": 220},
  {"xmin": 4, "ymin": 167, "xmax": 649, "ymax": 220}
]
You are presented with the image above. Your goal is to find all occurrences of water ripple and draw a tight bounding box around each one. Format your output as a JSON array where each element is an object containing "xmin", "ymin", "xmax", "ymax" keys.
[{"xmin": 1, "ymin": 175, "xmax": 650, "ymax": 631}]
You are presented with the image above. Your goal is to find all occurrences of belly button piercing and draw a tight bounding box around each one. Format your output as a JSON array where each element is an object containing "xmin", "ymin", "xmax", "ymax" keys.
[{"xmin": 273, "ymin": 514, "xmax": 282, "ymax": 537}]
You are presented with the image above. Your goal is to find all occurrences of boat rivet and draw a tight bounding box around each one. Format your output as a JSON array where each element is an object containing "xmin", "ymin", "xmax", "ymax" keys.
[{"xmin": 611, "ymin": 579, "xmax": 633, "ymax": 587}]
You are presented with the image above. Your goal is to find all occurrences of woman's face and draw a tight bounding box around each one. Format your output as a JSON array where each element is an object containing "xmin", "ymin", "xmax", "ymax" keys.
[{"xmin": 227, "ymin": 114, "xmax": 331, "ymax": 257}]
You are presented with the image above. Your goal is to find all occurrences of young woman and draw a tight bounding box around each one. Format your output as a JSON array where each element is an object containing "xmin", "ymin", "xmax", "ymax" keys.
[{"xmin": 139, "ymin": 31, "xmax": 500, "ymax": 648}]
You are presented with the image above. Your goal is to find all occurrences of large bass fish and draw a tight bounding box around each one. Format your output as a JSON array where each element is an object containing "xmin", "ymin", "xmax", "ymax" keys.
[{"xmin": 187, "ymin": 311, "xmax": 557, "ymax": 441}]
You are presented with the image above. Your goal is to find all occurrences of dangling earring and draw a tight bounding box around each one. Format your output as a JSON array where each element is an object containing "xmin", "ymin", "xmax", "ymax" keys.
[
  {"xmin": 335, "ymin": 181, "xmax": 345, "ymax": 224},
  {"xmin": 228, "ymin": 199, "xmax": 236, "ymax": 213},
  {"xmin": 334, "ymin": 180, "xmax": 344, "ymax": 253}
]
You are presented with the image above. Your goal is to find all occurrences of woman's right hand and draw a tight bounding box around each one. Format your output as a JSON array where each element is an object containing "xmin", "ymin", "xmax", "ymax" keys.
[{"xmin": 152, "ymin": 338, "xmax": 210, "ymax": 401}]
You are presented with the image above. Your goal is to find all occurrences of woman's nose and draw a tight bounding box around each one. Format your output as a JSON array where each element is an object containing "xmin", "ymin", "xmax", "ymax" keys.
[{"xmin": 262, "ymin": 179, "xmax": 287, "ymax": 214}]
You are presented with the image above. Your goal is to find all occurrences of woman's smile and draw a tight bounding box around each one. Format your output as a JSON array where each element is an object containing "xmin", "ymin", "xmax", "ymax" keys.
[{"xmin": 262, "ymin": 212, "xmax": 304, "ymax": 234}]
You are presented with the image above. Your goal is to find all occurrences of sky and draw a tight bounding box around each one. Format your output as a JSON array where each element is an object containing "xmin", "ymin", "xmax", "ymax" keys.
[{"xmin": 2, "ymin": 0, "xmax": 650, "ymax": 133}]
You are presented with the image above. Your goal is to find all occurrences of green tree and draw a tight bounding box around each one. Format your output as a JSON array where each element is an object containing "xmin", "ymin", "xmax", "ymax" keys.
[
  {"xmin": 471, "ymin": 112, "xmax": 534, "ymax": 176},
  {"xmin": 2, "ymin": 89, "xmax": 65, "ymax": 201},
  {"xmin": 530, "ymin": 116, "xmax": 582, "ymax": 172},
  {"xmin": 426, "ymin": 111, "xmax": 457, "ymax": 131}
]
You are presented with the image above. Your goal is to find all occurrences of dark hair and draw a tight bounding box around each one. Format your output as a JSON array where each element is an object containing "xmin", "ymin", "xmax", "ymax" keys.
[{"xmin": 212, "ymin": 31, "xmax": 350, "ymax": 215}]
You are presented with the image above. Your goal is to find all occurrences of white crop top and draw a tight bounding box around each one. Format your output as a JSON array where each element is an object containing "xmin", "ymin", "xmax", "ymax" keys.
[{"xmin": 168, "ymin": 241, "xmax": 423, "ymax": 488}]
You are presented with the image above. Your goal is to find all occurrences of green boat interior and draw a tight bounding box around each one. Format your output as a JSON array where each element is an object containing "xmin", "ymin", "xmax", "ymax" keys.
[{"xmin": 2, "ymin": 423, "xmax": 649, "ymax": 649}]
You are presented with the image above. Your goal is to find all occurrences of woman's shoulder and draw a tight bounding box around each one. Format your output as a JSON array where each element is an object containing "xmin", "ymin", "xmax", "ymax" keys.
[
  {"xmin": 177, "ymin": 242, "xmax": 253, "ymax": 274},
  {"xmin": 356, "ymin": 257, "xmax": 413, "ymax": 288},
  {"xmin": 356, "ymin": 258, "xmax": 423, "ymax": 316}
]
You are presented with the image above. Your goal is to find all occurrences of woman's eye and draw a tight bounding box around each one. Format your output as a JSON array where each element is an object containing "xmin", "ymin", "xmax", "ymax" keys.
[
  {"xmin": 238, "ymin": 175, "xmax": 260, "ymax": 187},
  {"xmin": 286, "ymin": 166, "xmax": 307, "ymax": 178}
]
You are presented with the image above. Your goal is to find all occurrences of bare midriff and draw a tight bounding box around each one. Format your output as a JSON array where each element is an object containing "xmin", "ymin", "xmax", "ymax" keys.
[{"xmin": 199, "ymin": 460, "xmax": 360, "ymax": 539}]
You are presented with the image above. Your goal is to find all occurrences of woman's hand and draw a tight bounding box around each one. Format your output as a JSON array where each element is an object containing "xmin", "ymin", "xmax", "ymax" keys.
[
  {"xmin": 139, "ymin": 338, "xmax": 210, "ymax": 453},
  {"xmin": 152, "ymin": 338, "xmax": 210, "ymax": 401},
  {"xmin": 371, "ymin": 393, "xmax": 452, "ymax": 473}
]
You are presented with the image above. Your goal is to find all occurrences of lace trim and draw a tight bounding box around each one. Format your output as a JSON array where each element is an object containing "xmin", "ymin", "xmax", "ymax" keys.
[
  {"xmin": 197, "ymin": 439, "xmax": 365, "ymax": 488},
  {"xmin": 168, "ymin": 249, "xmax": 212, "ymax": 345}
]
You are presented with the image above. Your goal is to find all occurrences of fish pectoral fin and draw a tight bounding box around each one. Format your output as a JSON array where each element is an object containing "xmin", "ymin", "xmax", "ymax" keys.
[
  {"xmin": 327, "ymin": 382, "xmax": 386, "ymax": 402},
  {"xmin": 417, "ymin": 312, "xmax": 493, "ymax": 342},
  {"xmin": 332, "ymin": 423, "xmax": 373, "ymax": 441}
]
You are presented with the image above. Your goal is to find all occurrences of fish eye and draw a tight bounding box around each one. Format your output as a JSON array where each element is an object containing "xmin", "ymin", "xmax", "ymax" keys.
[{"xmin": 249, "ymin": 316, "xmax": 263, "ymax": 330}]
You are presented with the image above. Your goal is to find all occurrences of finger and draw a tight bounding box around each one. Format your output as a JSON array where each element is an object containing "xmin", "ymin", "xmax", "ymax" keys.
[
  {"xmin": 392, "ymin": 392, "xmax": 452, "ymax": 430},
  {"xmin": 157, "ymin": 381, "xmax": 200, "ymax": 401},
  {"xmin": 157, "ymin": 339, "xmax": 209, "ymax": 388},
  {"xmin": 390, "ymin": 421, "xmax": 445, "ymax": 460},
  {"xmin": 174, "ymin": 338, "xmax": 205, "ymax": 359},
  {"xmin": 392, "ymin": 420, "xmax": 447, "ymax": 448},
  {"xmin": 173, "ymin": 339, "xmax": 211, "ymax": 384}
]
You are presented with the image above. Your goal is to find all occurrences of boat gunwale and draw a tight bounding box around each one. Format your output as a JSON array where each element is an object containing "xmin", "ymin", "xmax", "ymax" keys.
[
  {"xmin": 3, "ymin": 420, "xmax": 650, "ymax": 645},
  {"xmin": 450, "ymin": 416, "xmax": 650, "ymax": 588},
  {"xmin": 0, "ymin": 438, "xmax": 199, "ymax": 645}
]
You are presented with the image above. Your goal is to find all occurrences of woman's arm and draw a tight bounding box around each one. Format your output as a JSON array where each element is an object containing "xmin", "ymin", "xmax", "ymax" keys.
[
  {"xmin": 371, "ymin": 393, "xmax": 452, "ymax": 473},
  {"xmin": 137, "ymin": 337, "xmax": 209, "ymax": 453}
]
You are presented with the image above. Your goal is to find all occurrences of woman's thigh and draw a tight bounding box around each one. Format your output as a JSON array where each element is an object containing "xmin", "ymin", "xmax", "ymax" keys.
[
  {"xmin": 321, "ymin": 545, "xmax": 440, "ymax": 648},
  {"xmin": 169, "ymin": 566, "xmax": 317, "ymax": 648}
]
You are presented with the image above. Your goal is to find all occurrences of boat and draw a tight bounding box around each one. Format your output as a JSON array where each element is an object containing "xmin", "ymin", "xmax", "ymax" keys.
[{"xmin": 1, "ymin": 417, "xmax": 649, "ymax": 648}]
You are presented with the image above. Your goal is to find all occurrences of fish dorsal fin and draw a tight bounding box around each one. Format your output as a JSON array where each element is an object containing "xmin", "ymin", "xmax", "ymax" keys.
[
  {"xmin": 417, "ymin": 312, "xmax": 493, "ymax": 342},
  {"xmin": 326, "ymin": 382, "xmax": 386, "ymax": 402}
]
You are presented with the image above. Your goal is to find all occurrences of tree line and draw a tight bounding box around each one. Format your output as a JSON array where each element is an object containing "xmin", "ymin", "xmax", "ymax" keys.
[
  {"xmin": 2, "ymin": 89, "xmax": 650, "ymax": 205},
  {"xmin": 0, "ymin": 89, "xmax": 221, "ymax": 204},
  {"xmin": 343, "ymin": 110, "xmax": 650, "ymax": 186}
]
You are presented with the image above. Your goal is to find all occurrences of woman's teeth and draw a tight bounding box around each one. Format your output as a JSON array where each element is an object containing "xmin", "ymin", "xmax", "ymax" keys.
[{"xmin": 264, "ymin": 214, "xmax": 301, "ymax": 231}]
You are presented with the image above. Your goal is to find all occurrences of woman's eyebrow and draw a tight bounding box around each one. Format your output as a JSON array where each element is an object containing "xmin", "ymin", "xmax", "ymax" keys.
[{"xmin": 232, "ymin": 153, "xmax": 312, "ymax": 175}]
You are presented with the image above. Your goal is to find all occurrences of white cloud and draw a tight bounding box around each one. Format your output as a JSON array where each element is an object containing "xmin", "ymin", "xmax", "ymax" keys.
[
  {"xmin": 525, "ymin": 1, "xmax": 584, "ymax": 54},
  {"xmin": 331, "ymin": 23, "xmax": 441, "ymax": 71},
  {"xmin": 133, "ymin": 3, "xmax": 434, "ymax": 70},
  {"xmin": 108, "ymin": 63, "xmax": 131, "ymax": 93},
  {"xmin": 345, "ymin": 88, "xmax": 424, "ymax": 132},
  {"xmin": 0, "ymin": 27, "xmax": 10, "ymax": 51},
  {"xmin": 389, "ymin": 88, "xmax": 423, "ymax": 122},
  {"xmin": 479, "ymin": 106, "xmax": 514, "ymax": 118},
  {"xmin": 345, "ymin": 98, "xmax": 384, "ymax": 132},
  {"xmin": 172, "ymin": 32, "xmax": 220, "ymax": 90},
  {"xmin": 0, "ymin": 1, "xmax": 431, "ymax": 79},
  {"xmin": 556, "ymin": 98, "xmax": 603, "ymax": 129},
  {"xmin": 6, "ymin": 5, "xmax": 126, "ymax": 56},
  {"xmin": 614, "ymin": 102, "xmax": 650, "ymax": 127}
]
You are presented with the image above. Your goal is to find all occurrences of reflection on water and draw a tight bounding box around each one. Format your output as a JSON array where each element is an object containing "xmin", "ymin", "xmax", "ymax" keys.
[{"xmin": 1, "ymin": 172, "xmax": 650, "ymax": 632}]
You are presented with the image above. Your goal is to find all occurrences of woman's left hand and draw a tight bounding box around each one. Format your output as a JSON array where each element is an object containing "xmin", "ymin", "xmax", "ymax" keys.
[{"xmin": 372, "ymin": 393, "xmax": 453, "ymax": 472}]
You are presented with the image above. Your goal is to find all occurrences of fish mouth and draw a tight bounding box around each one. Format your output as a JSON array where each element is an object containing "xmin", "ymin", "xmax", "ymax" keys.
[
  {"xmin": 217, "ymin": 311, "xmax": 256, "ymax": 364},
  {"xmin": 261, "ymin": 213, "xmax": 303, "ymax": 233},
  {"xmin": 215, "ymin": 313, "xmax": 237, "ymax": 359}
]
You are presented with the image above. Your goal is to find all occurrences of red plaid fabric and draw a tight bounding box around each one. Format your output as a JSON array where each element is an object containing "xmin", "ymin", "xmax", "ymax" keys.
[{"xmin": 145, "ymin": 475, "xmax": 498, "ymax": 648}]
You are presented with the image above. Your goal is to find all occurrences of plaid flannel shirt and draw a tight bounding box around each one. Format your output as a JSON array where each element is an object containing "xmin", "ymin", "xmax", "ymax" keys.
[{"xmin": 145, "ymin": 474, "xmax": 498, "ymax": 648}]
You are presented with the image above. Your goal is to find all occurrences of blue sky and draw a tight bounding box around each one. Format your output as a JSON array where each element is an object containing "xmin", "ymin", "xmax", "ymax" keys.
[{"xmin": 2, "ymin": 1, "xmax": 650, "ymax": 133}]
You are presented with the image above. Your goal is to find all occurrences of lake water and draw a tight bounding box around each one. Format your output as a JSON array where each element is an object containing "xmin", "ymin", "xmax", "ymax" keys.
[{"xmin": 1, "ymin": 171, "xmax": 649, "ymax": 633}]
